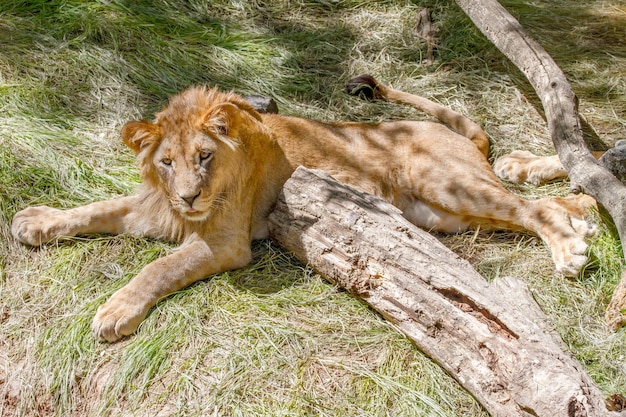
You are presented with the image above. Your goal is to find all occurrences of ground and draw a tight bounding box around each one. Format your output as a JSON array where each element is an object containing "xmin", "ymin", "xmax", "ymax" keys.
[{"xmin": 0, "ymin": 1, "xmax": 624, "ymax": 416}]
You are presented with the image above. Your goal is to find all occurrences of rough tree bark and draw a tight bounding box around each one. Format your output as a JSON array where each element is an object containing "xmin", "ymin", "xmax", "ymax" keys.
[
  {"xmin": 268, "ymin": 167, "xmax": 621, "ymax": 417},
  {"xmin": 452, "ymin": 0, "xmax": 626, "ymax": 330}
]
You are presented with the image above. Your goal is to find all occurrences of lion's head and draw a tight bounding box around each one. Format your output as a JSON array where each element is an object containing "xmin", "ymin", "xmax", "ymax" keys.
[{"xmin": 121, "ymin": 86, "xmax": 266, "ymax": 221}]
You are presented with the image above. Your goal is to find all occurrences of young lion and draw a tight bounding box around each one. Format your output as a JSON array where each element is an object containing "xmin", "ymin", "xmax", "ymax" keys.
[{"xmin": 11, "ymin": 75, "xmax": 595, "ymax": 342}]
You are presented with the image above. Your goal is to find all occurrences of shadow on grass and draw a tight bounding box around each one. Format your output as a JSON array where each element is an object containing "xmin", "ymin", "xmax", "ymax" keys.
[
  {"xmin": 0, "ymin": 0, "xmax": 359, "ymax": 119},
  {"xmin": 501, "ymin": 0, "xmax": 626, "ymax": 149},
  {"xmin": 419, "ymin": 0, "xmax": 625, "ymax": 149}
]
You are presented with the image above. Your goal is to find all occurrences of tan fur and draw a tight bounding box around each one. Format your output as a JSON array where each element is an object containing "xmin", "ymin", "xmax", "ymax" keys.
[
  {"xmin": 494, "ymin": 151, "xmax": 567, "ymax": 185},
  {"xmin": 11, "ymin": 77, "xmax": 596, "ymax": 342},
  {"xmin": 494, "ymin": 150, "xmax": 606, "ymax": 185}
]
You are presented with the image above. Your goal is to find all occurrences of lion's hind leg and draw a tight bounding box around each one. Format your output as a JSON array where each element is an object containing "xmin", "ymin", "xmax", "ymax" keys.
[
  {"xmin": 494, "ymin": 151, "xmax": 566, "ymax": 185},
  {"xmin": 409, "ymin": 186, "xmax": 596, "ymax": 277},
  {"xmin": 503, "ymin": 194, "xmax": 597, "ymax": 276},
  {"xmin": 402, "ymin": 199, "xmax": 471, "ymax": 233},
  {"xmin": 470, "ymin": 195, "xmax": 596, "ymax": 276},
  {"xmin": 492, "ymin": 150, "xmax": 602, "ymax": 274}
]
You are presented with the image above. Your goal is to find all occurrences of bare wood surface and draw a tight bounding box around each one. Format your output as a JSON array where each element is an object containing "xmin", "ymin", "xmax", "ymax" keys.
[
  {"xmin": 453, "ymin": 0, "xmax": 626, "ymax": 330},
  {"xmin": 268, "ymin": 167, "xmax": 619, "ymax": 417}
]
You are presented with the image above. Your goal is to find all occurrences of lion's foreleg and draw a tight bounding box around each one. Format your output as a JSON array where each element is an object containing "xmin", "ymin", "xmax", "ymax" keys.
[
  {"xmin": 11, "ymin": 196, "xmax": 141, "ymax": 246},
  {"xmin": 91, "ymin": 236, "xmax": 252, "ymax": 342}
]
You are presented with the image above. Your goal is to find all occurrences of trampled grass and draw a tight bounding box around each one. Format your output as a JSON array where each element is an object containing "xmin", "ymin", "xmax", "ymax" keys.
[{"xmin": 1, "ymin": 1, "xmax": 624, "ymax": 416}]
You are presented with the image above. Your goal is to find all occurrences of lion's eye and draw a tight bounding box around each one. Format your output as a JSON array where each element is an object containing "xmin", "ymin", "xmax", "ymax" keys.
[
  {"xmin": 199, "ymin": 150, "xmax": 213, "ymax": 161},
  {"xmin": 161, "ymin": 158, "xmax": 172, "ymax": 166}
]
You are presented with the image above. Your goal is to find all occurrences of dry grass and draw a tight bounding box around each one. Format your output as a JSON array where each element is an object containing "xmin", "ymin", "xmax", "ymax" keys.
[{"xmin": 1, "ymin": 1, "xmax": 624, "ymax": 416}]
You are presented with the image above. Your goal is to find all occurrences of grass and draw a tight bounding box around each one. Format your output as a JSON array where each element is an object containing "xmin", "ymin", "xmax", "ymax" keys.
[{"xmin": 1, "ymin": 0, "xmax": 624, "ymax": 416}]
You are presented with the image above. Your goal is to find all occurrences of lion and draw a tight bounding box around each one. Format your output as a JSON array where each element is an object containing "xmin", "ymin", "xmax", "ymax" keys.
[{"xmin": 11, "ymin": 75, "xmax": 596, "ymax": 342}]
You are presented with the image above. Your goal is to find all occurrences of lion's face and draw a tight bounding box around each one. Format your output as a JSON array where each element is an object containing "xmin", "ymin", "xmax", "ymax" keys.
[
  {"xmin": 150, "ymin": 131, "xmax": 221, "ymax": 221},
  {"xmin": 120, "ymin": 87, "xmax": 262, "ymax": 221}
]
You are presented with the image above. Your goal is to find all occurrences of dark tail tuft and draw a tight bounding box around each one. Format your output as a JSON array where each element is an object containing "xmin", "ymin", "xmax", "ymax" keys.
[{"xmin": 345, "ymin": 74, "xmax": 381, "ymax": 100}]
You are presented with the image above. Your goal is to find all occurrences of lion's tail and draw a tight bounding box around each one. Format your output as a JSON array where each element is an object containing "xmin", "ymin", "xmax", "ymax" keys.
[{"xmin": 346, "ymin": 74, "xmax": 489, "ymax": 158}]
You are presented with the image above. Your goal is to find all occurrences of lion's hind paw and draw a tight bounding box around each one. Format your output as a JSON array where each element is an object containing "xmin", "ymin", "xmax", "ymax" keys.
[
  {"xmin": 494, "ymin": 151, "xmax": 566, "ymax": 185},
  {"xmin": 551, "ymin": 232, "xmax": 590, "ymax": 277},
  {"xmin": 570, "ymin": 216, "xmax": 598, "ymax": 239},
  {"xmin": 556, "ymin": 252, "xmax": 589, "ymax": 278},
  {"xmin": 551, "ymin": 216, "xmax": 599, "ymax": 277}
]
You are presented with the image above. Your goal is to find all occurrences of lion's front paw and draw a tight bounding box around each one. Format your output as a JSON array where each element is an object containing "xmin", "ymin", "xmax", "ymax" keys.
[
  {"xmin": 11, "ymin": 206, "xmax": 68, "ymax": 246},
  {"xmin": 494, "ymin": 151, "xmax": 566, "ymax": 185},
  {"xmin": 92, "ymin": 288, "xmax": 150, "ymax": 342}
]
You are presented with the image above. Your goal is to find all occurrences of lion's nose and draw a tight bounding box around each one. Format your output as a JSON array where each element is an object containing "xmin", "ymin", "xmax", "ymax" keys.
[{"xmin": 180, "ymin": 191, "xmax": 201, "ymax": 207}]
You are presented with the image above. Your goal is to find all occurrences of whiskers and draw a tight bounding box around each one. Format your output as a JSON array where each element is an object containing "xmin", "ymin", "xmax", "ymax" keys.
[
  {"xmin": 168, "ymin": 191, "xmax": 231, "ymax": 223},
  {"xmin": 208, "ymin": 192, "xmax": 230, "ymax": 212}
]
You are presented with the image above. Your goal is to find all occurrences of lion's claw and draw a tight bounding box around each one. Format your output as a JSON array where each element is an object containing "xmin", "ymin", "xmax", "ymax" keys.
[{"xmin": 92, "ymin": 288, "xmax": 150, "ymax": 342}]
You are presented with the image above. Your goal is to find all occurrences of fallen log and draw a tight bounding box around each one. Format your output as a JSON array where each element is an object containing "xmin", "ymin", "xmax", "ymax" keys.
[
  {"xmin": 453, "ymin": 0, "xmax": 626, "ymax": 330},
  {"xmin": 268, "ymin": 167, "xmax": 620, "ymax": 417}
]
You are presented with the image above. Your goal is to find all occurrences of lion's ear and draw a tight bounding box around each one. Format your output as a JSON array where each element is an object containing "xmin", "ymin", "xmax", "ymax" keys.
[
  {"xmin": 202, "ymin": 103, "xmax": 242, "ymax": 138},
  {"xmin": 121, "ymin": 120, "xmax": 161, "ymax": 154}
]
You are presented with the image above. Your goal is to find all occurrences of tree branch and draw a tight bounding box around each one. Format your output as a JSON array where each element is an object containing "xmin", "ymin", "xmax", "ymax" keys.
[{"xmin": 454, "ymin": 0, "xmax": 626, "ymax": 329}]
